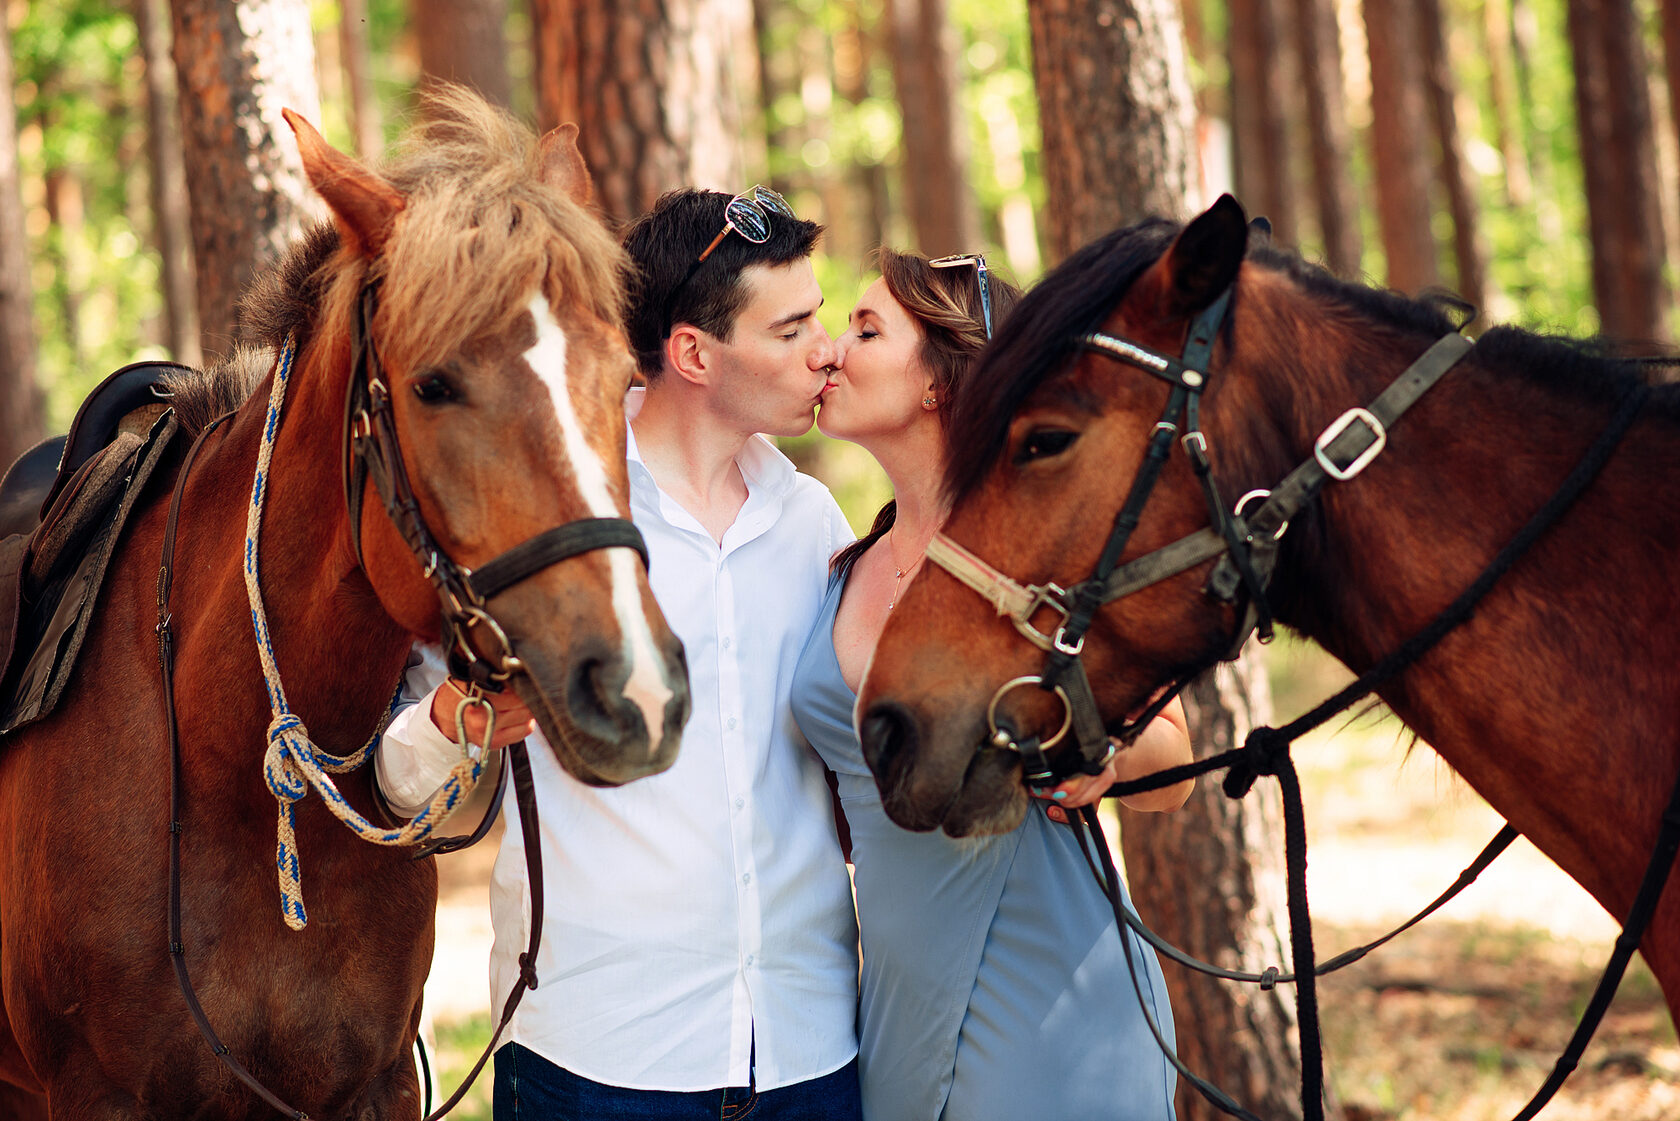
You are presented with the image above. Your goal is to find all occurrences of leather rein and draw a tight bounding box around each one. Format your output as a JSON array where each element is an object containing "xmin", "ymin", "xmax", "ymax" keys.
[
  {"xmin": 921, "ymin": 286, "xmax": 1677, "ymax": 1121},
  {"xmin": 157, "ymin": 284, "xmax": 644, "ymax": 1118}
]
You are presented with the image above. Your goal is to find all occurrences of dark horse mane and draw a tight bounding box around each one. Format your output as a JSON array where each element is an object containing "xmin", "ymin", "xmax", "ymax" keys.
[{"xmin": 945, "ymin": 214, "xmax": 1680, "ymax": 504}]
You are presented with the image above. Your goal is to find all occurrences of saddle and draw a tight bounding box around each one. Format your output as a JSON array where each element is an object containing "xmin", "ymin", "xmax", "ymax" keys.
[{"xmin": 0, "ymin": 362, "xmax": 188, "ymax": 735}]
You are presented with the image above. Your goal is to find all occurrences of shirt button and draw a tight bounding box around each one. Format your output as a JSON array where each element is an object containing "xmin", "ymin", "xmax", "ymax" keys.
[
  {"xmin": 726, "ymin": 717, "xmax": 737, "ymax": 730},
  {"xmin": 734, "ymin": 796, "xmax": 745, "ymax": 810},
  {"xmin": 722, "ymin": 637, "xmax": 732, "ymax": 649},
  {"xmin": 742, "ymin": 872, "xmax": 752, "ymax": 884},
  {"xmin": 745, "ymin": 954, "xmax": 755, "ymax": 966}
]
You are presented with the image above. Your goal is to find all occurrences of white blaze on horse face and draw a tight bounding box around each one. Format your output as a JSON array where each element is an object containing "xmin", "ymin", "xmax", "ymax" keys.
[{"xmin": 524, "ymin": 296, "xmax": 673, "ymax": 754}]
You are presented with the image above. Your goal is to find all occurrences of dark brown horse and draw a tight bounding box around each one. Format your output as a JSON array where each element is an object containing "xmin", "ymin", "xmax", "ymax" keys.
[
  {"xmin": 0, "ymin": 89, "xmax": 688, "ymax": 1117},
  {"xmin": 858, "ymin": 196, "xmax": 1680, "ymax": 1020}
]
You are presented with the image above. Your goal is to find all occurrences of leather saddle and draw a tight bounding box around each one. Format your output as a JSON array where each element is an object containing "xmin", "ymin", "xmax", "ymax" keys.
[{"xmin": 0, "ymin": 362, "xmax": 189, "ymax": 735}]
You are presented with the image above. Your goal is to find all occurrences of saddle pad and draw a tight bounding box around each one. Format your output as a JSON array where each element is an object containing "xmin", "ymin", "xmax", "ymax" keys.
[{"xmin": 0, "ymin": 409, "xmax": 180, "ymax": 735}]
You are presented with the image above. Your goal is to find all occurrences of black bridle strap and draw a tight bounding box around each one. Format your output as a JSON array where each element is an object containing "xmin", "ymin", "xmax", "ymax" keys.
[
  {"xmin": 160, "ymin": 414, "xmax": 312, "ymax": 1121},
  {"xmin": 468, "ymin": 518, "xmax": 649, "ymax": 602}
]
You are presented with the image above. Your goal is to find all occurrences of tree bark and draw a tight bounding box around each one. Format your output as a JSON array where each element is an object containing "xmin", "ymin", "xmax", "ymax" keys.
[
  {"xmin": 1361, "ymin": 0, "xmax": 1440, "ymax": 293},
  {"xmin": 885, "ymin": 0, "xmax": 981, "ymax": 255},
  {"xmin": 1569, "ymin": 0, "xmax": 1670, "ymax": 346},
  {"xmin": 134, "ymin": 0, "xmax": 201, "ymax": 368},
  {"xmin": 414, "ymin": 0, "xmax": 511, "ymax": 108},
  {"xmin": 530, "ymin": 0, "xmax": 749, "ymax": 224},
  {"xmin": 1483, "ymin": 0, "xmax": 1530, "ymax": 205},
  {"xmin": 1027, "ymin": 3, "xmax": 1311, "ymax": 1116},
  {"xmin": 1121, "ymin": 655, "xmax": 1308, "ymax": 1121},
  {"xmin": 0, "ymin": 9, "xmax": 43, "ymax": 468},
  {"xmin": 1027, "ymin": 0, "xmax": 1198, "ymax": 261},
  {"xmin": 532, "ymin": 0, "xmax": 578, "ymax": 135},
  {"xmin": 339, "ymin": 0, "xmax": 382, "ymax": 158},
  {"xmin": 170, "ymin": 0, "xmax": 321, "ymax": 363},
  {"xmin": 1418, "ymin": 0, "xmax": 1488, "ymax": 316},
  {"xmin": 1289, "ymin": 0, "xmax": 1361, "ymax": 276},
  {"xmin": 1227, "ymin": 0, "xmax": 1297, "ymax": 245}
]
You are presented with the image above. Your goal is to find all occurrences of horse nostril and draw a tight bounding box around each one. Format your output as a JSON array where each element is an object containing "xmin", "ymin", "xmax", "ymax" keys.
[{"xmin": 860, "ymin": 703, "xmax": 916, "ymax": 781}]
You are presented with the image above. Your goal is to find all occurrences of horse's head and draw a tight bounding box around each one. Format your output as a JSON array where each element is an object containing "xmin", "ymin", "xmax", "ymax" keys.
[
  {"xmin": 858, "ymin": 197, "xmax": 1272, "ymax": 834},
  {"xmin": 286, "ymin": 92, "xmax": 688, "ymax": 786}
]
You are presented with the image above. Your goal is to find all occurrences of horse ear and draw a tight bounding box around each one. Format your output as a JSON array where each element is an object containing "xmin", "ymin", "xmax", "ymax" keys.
[
  {"xmin": 539, "ymin": 123, "xmax": 595, "ymax": 207},
  {"xmin": 283, "ymin": 107, "xmax": 405, "ymax": 258},
  {"xmin": 1157, "ymin": 194, "xmax": 1249, "ymax": 317}
]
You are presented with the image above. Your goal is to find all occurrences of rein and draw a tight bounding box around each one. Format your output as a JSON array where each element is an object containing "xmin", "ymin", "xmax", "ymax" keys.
[{"xmin": 922, "ymin": 283, "xmax": 1665, "ymax": 1118}]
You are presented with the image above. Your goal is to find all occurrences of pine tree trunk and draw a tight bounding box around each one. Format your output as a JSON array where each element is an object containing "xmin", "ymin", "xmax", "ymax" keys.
[
  {"xmin": 133, "ymin": 0, "xmax": 201, "ymax": 368},
  {"xmin": 1418, "ymin": 0, "xmax": 1488, "ymax": 316},
  {"xmin": 534, "ymin": 0, "xmax": 750, "ymax": 224},
  {"xmin": 885, "ymin": 0, "xmax": 980, "ymax": 255},
  {"xmin": 1568, "ymin": 0, "xmax": 1671, "ymax": 346},
  {"xmin": 1027, "ymin": 3, "xmax": 1311, "ymax": 1117},
  {"xmin": 1483, "ymin": 0, "xmax": 1530, "ymax": 205},
  {"xmin": 1228, "ymin": 0, "xmax": 1297, "ymax": 244},
  {"xmin": 339, "ymin": 0, "xmax": 382, "ymax": 157},
  {"xmin": 414, "ymin": 0, "xmax": 511, "ymax": 107},
  {"xmin": 1289, "ymin": 0, "xmax": 1361, "ymax": 276},
  {"xmin": 1027, "ymin": 0, "xmax": 1198, "ymax": 260},
  {"xmin": 1361, "ymin": 0, "xmax": 1440, "ymax": 293},
  {"xmin": 170, "ymin": 0, "xmax": 321, "ymax": 363},
  {"xmin": 0, "ymin": 9, "xmax": 43, "ymax": 469}
]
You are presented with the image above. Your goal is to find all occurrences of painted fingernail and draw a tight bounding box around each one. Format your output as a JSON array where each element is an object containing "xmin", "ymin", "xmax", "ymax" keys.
[{"xmin": 1052, "ymin": 790, "xmax": 1068, "ymax": 800}]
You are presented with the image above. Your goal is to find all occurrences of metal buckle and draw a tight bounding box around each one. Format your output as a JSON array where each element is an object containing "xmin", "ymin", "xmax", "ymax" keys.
[
  {"xmin": 985, "ymin": 676, "xmax": 1074, "ymax": 752},
  {"xmin": 1011, "ymin": 582, "xmax": 1072, "ymax": 651},
  {"xmin": 1234, "ymin": 488, "xmax": 1289, "ymax": 541},
  {"xmin": 1314, "ymin": 407, "xmax": 1386, "ymax": 481},
  {"xmin": 1051, "ymin": 626, "xmax": 1084, "ymax": 656}
]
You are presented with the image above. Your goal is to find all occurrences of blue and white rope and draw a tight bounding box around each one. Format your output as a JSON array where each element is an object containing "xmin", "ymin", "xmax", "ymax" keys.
[{"xmin": 245, "ymin": 337, "xmax": 486, "ymax": 930}]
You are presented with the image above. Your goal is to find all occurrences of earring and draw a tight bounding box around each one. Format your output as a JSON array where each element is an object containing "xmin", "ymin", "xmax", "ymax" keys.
[{"xmin": 923, "ymin": 396, "xmax": 936, "ymax": 407}]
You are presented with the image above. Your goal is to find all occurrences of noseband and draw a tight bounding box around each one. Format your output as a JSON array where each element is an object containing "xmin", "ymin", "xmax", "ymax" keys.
[
  {"xmin": 924, "ymin": 286, "xmax": 1474, "ymax": 784},
  {"xmin": 343, "ymin": 282, "xmax": 649, "ymax": 689}
]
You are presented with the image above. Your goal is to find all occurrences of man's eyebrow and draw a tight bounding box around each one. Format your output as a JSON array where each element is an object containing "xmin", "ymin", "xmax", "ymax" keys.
[{"xmin": 768, "ymin": 298, "xmax": 822, "ymax": 330}]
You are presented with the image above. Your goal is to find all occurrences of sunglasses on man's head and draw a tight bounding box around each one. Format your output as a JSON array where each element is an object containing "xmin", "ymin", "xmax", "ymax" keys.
[
  {"xmin": 929, "ymin": 253, "xmax": 994, "ymax": 339},
  {"xmin": 694, "ymin": 185, "xmax": 796, "ymax": 264}
]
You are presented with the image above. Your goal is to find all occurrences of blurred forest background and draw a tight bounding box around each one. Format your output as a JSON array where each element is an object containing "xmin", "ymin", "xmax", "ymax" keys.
[{"xmin": 3, "ymin": 1, "xmax": 1679, "ymax": 1119}]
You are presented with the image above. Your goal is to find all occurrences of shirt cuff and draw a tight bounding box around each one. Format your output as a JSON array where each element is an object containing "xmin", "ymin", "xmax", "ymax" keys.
[{"xmin": 376, "ymin": 688, "xmax": 465, "ymax": 818}]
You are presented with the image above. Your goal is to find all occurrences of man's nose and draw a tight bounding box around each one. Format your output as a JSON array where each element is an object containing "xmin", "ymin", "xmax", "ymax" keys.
[{"xmin": 810, "ymin": 329, "xmax": 837, "ymax": 371}]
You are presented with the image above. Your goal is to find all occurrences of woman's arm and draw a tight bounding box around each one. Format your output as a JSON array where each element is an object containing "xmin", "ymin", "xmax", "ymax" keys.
[{"xmin": 1046, "ymin": 696, "xmax": 1194, "ymax": 812}]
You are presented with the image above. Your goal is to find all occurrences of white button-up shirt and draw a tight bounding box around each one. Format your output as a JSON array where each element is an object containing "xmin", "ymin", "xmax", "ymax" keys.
[{"xmin": 377, "ymin": 393, "xmax": 859, "ymax": 1092}]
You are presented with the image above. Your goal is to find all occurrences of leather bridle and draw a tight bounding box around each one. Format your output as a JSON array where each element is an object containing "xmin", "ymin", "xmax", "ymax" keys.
[
  {"xmin": 923, "ymin": 286, "xmax": 1475, "ymax": 785},
  {"xmin": 343, "ymin": 282, "xmax": 650, "ymax": 689}
]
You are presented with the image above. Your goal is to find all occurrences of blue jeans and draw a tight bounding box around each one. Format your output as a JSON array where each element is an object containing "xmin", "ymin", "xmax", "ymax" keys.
[{"xmin": 492, "ymin": 1043, "xmax": 862, "ymax": 1121}]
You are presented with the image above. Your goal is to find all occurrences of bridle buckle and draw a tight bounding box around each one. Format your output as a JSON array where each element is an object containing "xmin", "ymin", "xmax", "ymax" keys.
[
  {"xmin": 1314, "ymin": 407, "xmax": 1387, "ymax": 481},
  {"xmin": 1012, "ymin": 581, "xmax": 1073, "ymax": 651}
]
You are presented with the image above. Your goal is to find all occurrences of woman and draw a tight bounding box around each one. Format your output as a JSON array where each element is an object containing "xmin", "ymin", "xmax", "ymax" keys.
[{"xmin": 791, "ymin": 249, "xmax": 1194, "ymax": 1121}]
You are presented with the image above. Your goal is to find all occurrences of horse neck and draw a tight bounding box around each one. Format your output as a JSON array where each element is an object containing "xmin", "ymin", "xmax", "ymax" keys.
[{"xmin": 193, "ymin": 342, "xmax": 411, "ymax": 749}]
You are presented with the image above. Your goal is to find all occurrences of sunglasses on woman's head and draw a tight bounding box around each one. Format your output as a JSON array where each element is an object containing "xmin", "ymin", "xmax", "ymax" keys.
[{"xmin": 929, "ymin": 253, "xmax": 994, "ymax": 339}]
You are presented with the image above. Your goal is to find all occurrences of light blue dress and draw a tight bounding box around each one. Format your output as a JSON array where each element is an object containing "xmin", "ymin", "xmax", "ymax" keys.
[{"xmin": 791, "ymin": 575, "xmax": 1179, "ymax": 1121}]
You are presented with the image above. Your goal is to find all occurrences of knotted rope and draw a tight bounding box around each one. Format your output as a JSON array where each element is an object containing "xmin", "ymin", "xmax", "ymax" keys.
[{"xmin": 245, "ymin": 338, "xmax": 486, "ymax": 930}]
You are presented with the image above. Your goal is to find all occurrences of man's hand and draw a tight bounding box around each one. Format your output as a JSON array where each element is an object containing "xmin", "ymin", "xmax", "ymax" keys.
[{"xmin": 428, "ymin": 678, "xmax": 538, "ymax": 753}]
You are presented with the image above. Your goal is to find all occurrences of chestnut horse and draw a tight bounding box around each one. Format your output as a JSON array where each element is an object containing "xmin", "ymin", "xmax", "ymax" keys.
[
  {"xmin": 0, "ymin": 90, "xmax": 688, "ymax": 1118},
  {"xmin": 858, "ymin": 196, "xmax": 1680, "ymax": 1021}
]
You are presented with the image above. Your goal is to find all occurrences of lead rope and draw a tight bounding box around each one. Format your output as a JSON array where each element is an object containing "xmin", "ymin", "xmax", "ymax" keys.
[{"xmin": 243, "ymin": 337, "xmax": 488, "ymax": 929}]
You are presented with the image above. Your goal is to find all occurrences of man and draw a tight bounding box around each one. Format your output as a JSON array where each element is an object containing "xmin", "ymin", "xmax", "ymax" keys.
[{"xmin": 377, "ymin": 187, "xmax": 860, "ymax": 1119}]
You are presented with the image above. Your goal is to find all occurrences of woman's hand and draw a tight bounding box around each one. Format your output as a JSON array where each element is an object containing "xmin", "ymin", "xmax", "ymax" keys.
[
  {"xmin": 427, "ymin": 677, "xmax": 538, "ymax": 753},
  {"xmin": 1039, "ymin": 696, "xmax": 1195, "ymax": 812}
]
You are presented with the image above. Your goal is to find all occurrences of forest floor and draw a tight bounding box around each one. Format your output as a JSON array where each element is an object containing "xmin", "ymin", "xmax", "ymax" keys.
[{"xmin": 421, "ymin": 643, "xmax": 1680, "ymax": 1120}]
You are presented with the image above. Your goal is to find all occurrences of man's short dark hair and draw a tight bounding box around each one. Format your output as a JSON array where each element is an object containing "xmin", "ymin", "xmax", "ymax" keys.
[{"xmin": 622, "ymin": 188, "xmax": 822, "ymax": 377}]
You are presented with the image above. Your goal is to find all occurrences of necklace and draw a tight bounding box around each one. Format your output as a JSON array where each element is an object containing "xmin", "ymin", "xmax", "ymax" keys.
[{"xmin": 886, "ymin": 523, "xmax": 922, "ymax": 611}]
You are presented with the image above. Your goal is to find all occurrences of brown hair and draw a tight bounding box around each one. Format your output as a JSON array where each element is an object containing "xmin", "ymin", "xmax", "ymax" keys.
[{"xmin": 831, "ymin": 248, "xmax": 1021, "ymax": 579}]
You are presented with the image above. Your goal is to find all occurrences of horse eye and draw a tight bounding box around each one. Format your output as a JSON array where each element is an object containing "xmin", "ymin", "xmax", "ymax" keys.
[
  {"xmin": 412, "ymin": 372, "xmax": 458, "ymax": 404},
  {"xmin": 1019, "ymin": 429, "xmax": 1078, "ymax": 462}
]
